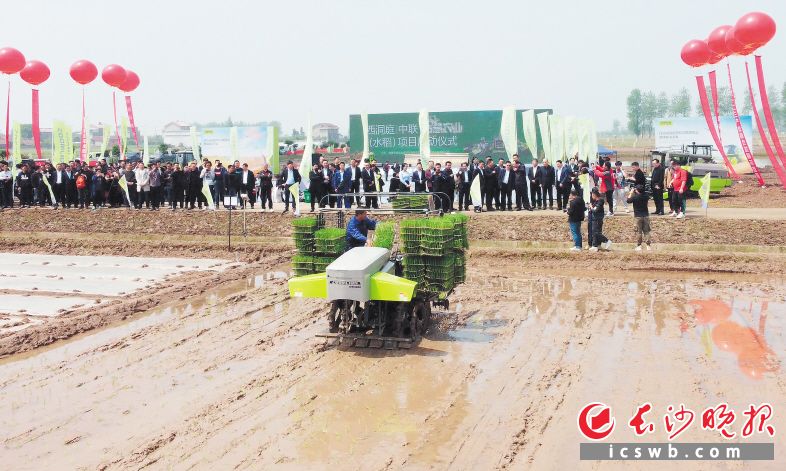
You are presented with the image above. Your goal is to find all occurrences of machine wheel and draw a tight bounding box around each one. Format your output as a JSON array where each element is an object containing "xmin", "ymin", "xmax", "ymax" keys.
[
  {"xmin": 409, "ymin": 301, "xmax": 430, "ymax": 341},
  {"xmin": 393, "ymin": 303, "xmax": 407, "ymax": 338},
  {"xmin": 338, "ymin": 300, "xmax": 355, "ymax": 334},
  {"xmin": 327, "ymin": 301, "xmax": 341, "ymax": 333}
]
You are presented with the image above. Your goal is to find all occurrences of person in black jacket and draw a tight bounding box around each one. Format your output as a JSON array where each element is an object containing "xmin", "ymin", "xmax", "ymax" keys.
[
  {"xmin": 456, "ymin": 162, "xmax": 472, "ymax": 211},
  {"xmin": 539, "ymin": 159, "xmax": 556, "ymax": 210},
  {"xmin": 257, "ymin": 163, "xmax": 274, "ymax": 211},
  {"xmin": 16, "ymin": 164, "xmax": 34, "ymax": 207},
  {"xmin": 361, "ymin": 161, "xmax": 378, "ymax": 208},
  {"xmin": 443, "ymin": 161, "xmax": 455, "ymax": 210},
  {"xmin": 588, "ymin": 188, "xmax": 611, "ymax": 251},
  {"xmin": 278, "ymin": 160, "xmax": 301, "ymax": 213},
  {"xmin": 348, "ymin": 159, "xmax": 362, "ymax": 206},
  {"xmin": 430, "ymin": 162, "xmax": 449, "ymax": 211},
  {"xmin": 513, "ymin": 161, "xmax": 530, "ymax": 211},
  {"xmin": 555, "ymin": 160, "xmax": 572, "ymax": 211},
  {"xmin": 528, "ymin": 159, "xmax": 541, "ymax": 209},
  {"xmin": 627, "ymin": 184, "xmax": 652, "ymax": 251},
  {"xmin": 123, "ymin": 163, "xmax": 138, "ymax": 209},
  {"xmin": 566, "ymin": 189, "xmax": 586, "ymax": 250},
  {"xmin": 411, "ymin": 162, "xmax": 427, "ymax": 193},
  {"xmin": 649, "ymin": 159, "xmax": 665, "ymax": 215},
  {"xmin": 223, "ymin": 164, "xmax": 242, "ymax": 209},
  {"xmin": 170, "ymin": 164, "xmax": 185, "ymax": 210},
  {"xmin": 184, "ymin": 162, "xmax": 203, "ymax": 210},
  {"xmin": 239, "ymin": 164, "xmax": 256, "ymax": 208},
  {"xmin": 483, "ymin": 158, "xmax": 499, "ymax": 211},
  {"xmin": 498, "ymin": 161, "xmax": 514, "ymax": 211},
  {"xmin": 308, "ymin": 163, "xmax": 323, "ymax": 211}
]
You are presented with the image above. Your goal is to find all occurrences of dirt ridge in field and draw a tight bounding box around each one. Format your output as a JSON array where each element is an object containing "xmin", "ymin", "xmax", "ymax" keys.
[{"xmin": 2, "ymin": 207, "xmax": 786, "ymax": 247}]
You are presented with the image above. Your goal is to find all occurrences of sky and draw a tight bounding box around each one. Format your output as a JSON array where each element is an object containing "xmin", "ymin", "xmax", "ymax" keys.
[{"xmin": 4, "ymin": 0, "xmax": 786, "ymax": 137}]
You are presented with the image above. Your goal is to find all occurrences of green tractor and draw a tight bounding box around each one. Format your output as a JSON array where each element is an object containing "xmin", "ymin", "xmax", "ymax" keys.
[{"xmin": 288, "ymin": 202, "xmax": 466, "ymax": 349}]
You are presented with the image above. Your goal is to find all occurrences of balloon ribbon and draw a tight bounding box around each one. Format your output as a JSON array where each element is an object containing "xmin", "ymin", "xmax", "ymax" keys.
[
  {"xmin": 726, "ymin": 62, "xmax": 764, "ymax": 186},
  {"xmin": 695, "ymin": 75, "xmax": 739, "ymax": 179}
]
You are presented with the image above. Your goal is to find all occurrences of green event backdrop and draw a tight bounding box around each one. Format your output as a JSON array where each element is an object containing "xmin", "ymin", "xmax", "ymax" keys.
[{"xmin": 349, "ymin": 109, "xmax": 552, "ymax": 164}]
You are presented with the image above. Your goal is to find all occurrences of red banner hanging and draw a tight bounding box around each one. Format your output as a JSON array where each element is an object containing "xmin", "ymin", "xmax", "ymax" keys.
[
  {"xmin": 32, "ymin": 88, "xmax": 42, "ymax": 159},
  {"xmin": 708, "ymin": 70, "xmax": 723, "ymax": 149},
  {"xmin": 695, "ymin": 75, "xmax": 739, "ymax": 179},
  {"xmin": 745, "ymin": 62, "xmax": 786, "ymax": 186},
  {"xmin": 125, "ymin": 95, "xmax": 139, "ymax": 147},
  {"xmin": 79, "ymin": 88, "xmax": 87, "ymax": 162},
  {"xmin": 726, "ymin": 63, "xmax": 765, "ymax": 186},
  {"xmin": 754, "ymin": 55, "xmax": 786, "ymax": 170}
]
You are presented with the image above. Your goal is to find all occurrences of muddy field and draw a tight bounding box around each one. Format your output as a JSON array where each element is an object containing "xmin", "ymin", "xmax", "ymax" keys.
[{"xmin": 1, "ymin": 253, "xmax": 784, "ymax": 470}]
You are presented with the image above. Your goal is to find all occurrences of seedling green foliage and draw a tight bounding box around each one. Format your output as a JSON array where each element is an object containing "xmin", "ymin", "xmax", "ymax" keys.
[
  {"xmin": 315, "ymin": 228, "xmax": 347, "ymax": 255},
  {"xmin": 392, "ymin": 193, "xmax": 430, "ymax": 210},
  {"xmin": 373, "ymin": 222, "xmax": 394, "ymax": 249},
  {"xmin": 292, "ymin": 217, "xmax": 319, "ymax": 253}
]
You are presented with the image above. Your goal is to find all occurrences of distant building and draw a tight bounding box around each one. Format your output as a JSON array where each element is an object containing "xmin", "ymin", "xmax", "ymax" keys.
[
  {"xmin": 162, "ymin": 121, "xmax": 192, "ymax": 147},
  {"xmin": 312, "ymin": 123, "xmax": 339, "ymax": 143}
]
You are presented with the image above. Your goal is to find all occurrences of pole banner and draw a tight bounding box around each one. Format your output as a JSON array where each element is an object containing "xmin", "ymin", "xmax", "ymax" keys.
[
  {"xmin": 32, "ymin": 89, "xmax": 42, "ymax": 158},
  {"xmin": 125, "ymin": 95, "xmax": 139, "ymax": 147},
  {"xmin": 79, "ymin": 88, "xmax": 87, "ymax": 162},
  {"xmin": 100, "ymin": 124, "xmax": 111, "ymax": 158}
]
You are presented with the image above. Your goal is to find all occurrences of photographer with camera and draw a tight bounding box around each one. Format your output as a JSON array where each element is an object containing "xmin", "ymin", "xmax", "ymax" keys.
[{"xmin": 627, "ymin": 184, "xmax": 652, "ymax": 251}]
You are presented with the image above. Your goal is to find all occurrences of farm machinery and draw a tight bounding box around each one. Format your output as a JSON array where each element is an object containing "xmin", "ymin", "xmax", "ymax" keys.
[{"xmin": 287, "ymin": 195, "xmax": 467, "ymax": 349}]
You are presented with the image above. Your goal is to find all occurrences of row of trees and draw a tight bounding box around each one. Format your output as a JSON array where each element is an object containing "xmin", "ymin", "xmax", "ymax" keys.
[{"xmin": 625, "ymin": 83, "xmax": 786, "ymax": 136}]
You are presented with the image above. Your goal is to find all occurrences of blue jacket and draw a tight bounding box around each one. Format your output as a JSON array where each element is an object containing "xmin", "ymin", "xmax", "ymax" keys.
[
  {"xmin": 346, "ymin": 216, "xmax": 377, "ymax": 248},
  {"xmin": 331, "ymin": 168, "xmax": 352, "ymax": 192}
]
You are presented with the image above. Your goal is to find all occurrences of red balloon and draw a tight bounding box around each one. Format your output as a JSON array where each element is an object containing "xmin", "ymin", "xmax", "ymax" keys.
[
  {"xmin": 680, "ymin": 39, "xmax": 711, "ymax": 67},
  {"xmin": 0, "ymin": 47, "xmax": 26, "ymax": 74},
  {"xmin": 707, "ymin": 25, "xmax": 733, "ymax": 59},
  {"xmin": 725, "ymin": 27, "xmax": 757, "ymax": 56},
  {"xmin": 118, "ymin": 70, "xmax": 140, "ymax": 93},
  {"xmin": 70, "ymin": 60, "xmax": 98, "ymax": 85},
  {"xmin": 735, "ymin": 12, "xmax": 776, "ymax": 48},
  {"xmin": 20, "ymin": 60, "xmax": 50, "ymax": 86},
  {"xmin": 101, "ymin": 64, "xmax": 127, "ymax": 88}
]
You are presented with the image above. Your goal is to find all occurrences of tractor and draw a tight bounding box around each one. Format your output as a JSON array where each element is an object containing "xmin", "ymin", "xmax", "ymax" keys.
[{"xmin": 287, "ymin": 193, "xmax": 462, "ymax": 349}]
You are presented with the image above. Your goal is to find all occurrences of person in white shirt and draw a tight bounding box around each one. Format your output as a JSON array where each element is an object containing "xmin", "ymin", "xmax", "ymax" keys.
[{"xmin": 134, "ymin": 162, "xmax": 151, "ymax": 209}]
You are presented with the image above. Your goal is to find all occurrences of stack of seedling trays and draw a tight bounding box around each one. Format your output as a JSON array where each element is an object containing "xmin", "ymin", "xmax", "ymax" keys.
[
  {"xmin": 400, "ymin": 217, "xmax": 460, "ymax": 296},
  {"xmin": 392, "ymin": 193, "xmax": 430, "ymax": 210},
  {"xmin": 444, "ymin": 213, "xmax": 468, "ymax": 284},
  {"xmin": 292, "ymin": 217, "xmax": 320, "ymax": 253},
  {"xmin": 372, "ymin": 222, "xmax": 395, "ymax": 249},
  {"xmin": 291, "ymin": 216, "xmax": 324, "ymax": 275},
  {"xmin": 304, "ymin": 227, "xmax": 346, "ymax": 273}
]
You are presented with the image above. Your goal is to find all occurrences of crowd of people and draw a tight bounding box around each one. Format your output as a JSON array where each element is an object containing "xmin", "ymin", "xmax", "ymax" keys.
[
  {"xmin": 1, "ymin": 153, "xmax": 694, "ymax": 252},
  {"xmin": 0, "ymin": 158, "xmax": 279, "ymax": 211},
  {"xmin": 295, "ymin": 153, "xmax": 694, "ymax": 251}
]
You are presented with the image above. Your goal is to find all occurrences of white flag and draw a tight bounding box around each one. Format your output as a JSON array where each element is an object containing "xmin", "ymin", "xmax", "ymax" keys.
[
  {"xmin": 500, "ymin": 106, "xmax": 518, "ymax": 160},
  {"xmin": 522, "ymin": 110, "xmax": 539, "ymax": 161},
  {"xmin": 361, "ymin": 112, "xmax": 370, "ymax": 163},
  {"xmin": 419, "ymin": 109, "xmax": 430, "ymax": 162},
  {"xmin": 300, "ymin": 115, "xmax": 312, "ymax": 190}
]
